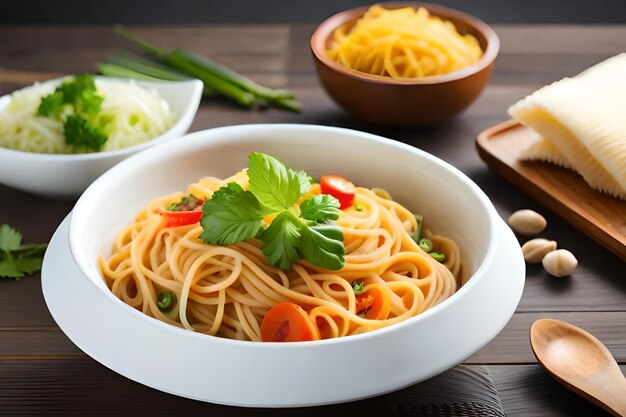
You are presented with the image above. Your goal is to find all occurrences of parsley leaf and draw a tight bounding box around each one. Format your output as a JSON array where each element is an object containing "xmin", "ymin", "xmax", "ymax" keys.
[
  {"xmin": 0, "ymin": 224, "xmax": 22, "ymax": 252},
  {"xmin": 64, "ymin": 114, "xmax": 108, "ymax": 151},
  {"xmin": 248, "ymin": 152, "xmax": 303, "ymax": 211},
  {"xmin": 294, "ymin": 170, "xmax": 312, "ymax": 195},
  {"xmin": 258, "ymin": 211, "xmax": 302, "ymax": 271},
  {"xmin": 0, "ymin": 260, "xmax": 22, "ymax": 278},
  {"xmin": 200, "ymin": 183, "xmax": 271, "ymax": 245},
  {"xmin": 300, "ymin": 194, "xmax": 341, "ymax": 224},
  {"xmin": 0, "ymin": 225, "xmax": 47, "ymax": 280},
  {"xmin": 300, "ymin": 225, "xmax": 345, "ymax": 270},
  {"xmin": 199, "ymin": 153, "xmax": 346, "ymax": 271},
  {"xmin": 0, "ymin": 257, "xmax": 44, "ymax": 279}
]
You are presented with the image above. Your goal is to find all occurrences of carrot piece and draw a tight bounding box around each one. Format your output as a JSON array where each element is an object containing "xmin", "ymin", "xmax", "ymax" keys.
[
  {"xmin": 355, "ymin": 286, "xmax": 391, "ymax": 320},
  {"xmin": 260, "ymin": 302, "xmax": 320, "ymax": 342},
  {"xmin": 355, "ymin": 293, "xmax": 375, "ymax": 313}
]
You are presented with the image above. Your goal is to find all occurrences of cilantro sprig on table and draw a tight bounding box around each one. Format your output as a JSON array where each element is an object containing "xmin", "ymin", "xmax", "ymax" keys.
[
  {"xmin": 38, "ymin": 74, "xmax": 109, "ymax": 152},
  {"xmin": 0, "ymin": 225, "xmax": 47, "ymax": 280},
  {"xmin": 200, "ymin": 153, "xmax": 345, "ymax": 271}
]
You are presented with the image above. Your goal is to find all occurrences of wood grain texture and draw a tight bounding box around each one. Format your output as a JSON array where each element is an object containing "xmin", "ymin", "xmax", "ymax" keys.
[
  {"xmin": 477, "ymin": 121, "xmax": 626, "ymax": 261},
  {"xmin": 0, "ymin": 360, "xmax": 619, "ymax": 416},
  {"xmin": 0, "ymin": 24, "xmax": 625, "ymax": 416},
  {"xmin": 493, "ymin": 364, "xmax": 623, "ymax": 417},
  {"xmin": 468, "ymin": 312, "xmax": 626, "ymax": 364},
  {"xmin": 2, "ymin": 25, "xmax": 625, "ymax": 84},
  {"xmin": 0, "ymin": 361, "xmax": 499, "ymax": 416},
  {"xmin": 2, "ymin": 311, "xmax": 626, "ymax": 364}
]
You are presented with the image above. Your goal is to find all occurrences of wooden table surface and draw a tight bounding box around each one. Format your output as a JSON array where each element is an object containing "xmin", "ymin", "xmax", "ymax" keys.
[{"xmin": 0, "ymin": 24, "xmax": 624, "ymax": 416}]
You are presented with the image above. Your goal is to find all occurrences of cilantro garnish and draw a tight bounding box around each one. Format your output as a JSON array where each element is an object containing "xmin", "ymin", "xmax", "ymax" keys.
[
  {"xmin": 257, "ymin": 211, "xmax": 302, "ymax": 271},
  {"xmin": 200, "ymin": 183, "xmax": 272, "ymax": 245},
  {"xmin": 299, "ymin": 225, "xmax": 344, "ymax": 270},
  {"xmin": 37, "ymin": 74, "xmax": 108, "ymax": 152},
  {"xmin": 247, "ymin": 152, "xmax": 309, "ymax": 211},
  {"xmin": 0, "ymin": 224, "xmax": 47, "ymax": 280},
  {"xmin": 300, "ymin": 194, "xmax": 340, "ymax": 223},
  {"xmin": 200, "ymin": 153, "xmax": 345, "ymax": 271}
]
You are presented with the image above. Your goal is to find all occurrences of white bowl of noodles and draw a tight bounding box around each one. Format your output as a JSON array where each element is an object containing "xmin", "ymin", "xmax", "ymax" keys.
[
  {"xmin": 59, "ymin": 124, "xmax": 524, "ymax": 407},
  {"xmin": 0, "ymin": 76, "xmax": 203, "ymax": 198}
]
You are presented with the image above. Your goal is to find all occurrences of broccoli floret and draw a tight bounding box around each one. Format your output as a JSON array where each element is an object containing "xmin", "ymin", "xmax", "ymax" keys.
[
  {"xmin": 63, "ymin": 114, "xmax": 108, "ymax": 152},
  {"xmin": 37, "ymin": 90, "xmax": 64, "ymax": 117},
  {"xmin": 58, "ymin": 74, "xmax": 103, "ymax": 114},
  {"xmin": 38, "ymin": 74, "xmax": 108, "ymax": 149}
]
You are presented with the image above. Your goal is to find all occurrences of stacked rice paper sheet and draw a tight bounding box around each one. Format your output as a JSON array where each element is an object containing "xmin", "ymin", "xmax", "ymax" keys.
[{"xmin": 508, "ymin": 53, "xmax": 626, "ymax": 200}]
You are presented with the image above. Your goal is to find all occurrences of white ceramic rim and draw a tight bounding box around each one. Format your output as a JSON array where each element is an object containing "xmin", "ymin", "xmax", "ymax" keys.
[
  {"xmin": 67, "ymin": 123, "xmax": 501, "ymax": 349},
  {"xmin": 0, "ymin": 76, "xmax": 203, "ymax": 161}
]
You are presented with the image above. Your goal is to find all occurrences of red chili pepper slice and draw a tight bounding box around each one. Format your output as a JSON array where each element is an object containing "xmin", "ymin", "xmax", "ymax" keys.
[
  {"xmin": 320, "ymin": 175, "xmax": 355, "ymax": 209},
  {"xmin": 161, "ymin": 210, "xmax": 203, "ymax": 227}
]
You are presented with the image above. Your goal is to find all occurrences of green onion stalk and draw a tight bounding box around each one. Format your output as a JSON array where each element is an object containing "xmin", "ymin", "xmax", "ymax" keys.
[{"xmin": 107, "ymin": 25, "xmax": 300, "ymax": 112}]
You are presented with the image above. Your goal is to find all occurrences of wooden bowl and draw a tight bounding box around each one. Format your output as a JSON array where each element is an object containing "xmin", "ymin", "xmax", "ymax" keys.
[{"xmin": 310, "ymin": 2, "xmax": 500, "ymax": 127}]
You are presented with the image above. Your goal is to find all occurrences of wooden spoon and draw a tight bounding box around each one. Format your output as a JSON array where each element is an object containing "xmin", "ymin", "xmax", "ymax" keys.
[{"xmin": 530, "ymin": 318, "xmax": 626, "ymax": 416}]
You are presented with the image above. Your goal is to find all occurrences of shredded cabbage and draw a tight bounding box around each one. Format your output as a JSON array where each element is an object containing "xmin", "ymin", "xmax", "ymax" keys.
[{"xmin": 0, "ymin": 79, "xmax": 175, "ymax": 154}]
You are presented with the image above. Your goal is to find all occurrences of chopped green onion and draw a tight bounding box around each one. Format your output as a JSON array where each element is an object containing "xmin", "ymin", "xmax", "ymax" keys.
[
  {"xmin": 173, "ymin": 48, "xmax": 295, "ymax": 101},
  {"xmin": 105, "ymin": 53, "xmax": 190, "ymax": 80},
  {"xmin": 352, "ymin": 280, "xmax": 364, "ymax": 295},
  {"xmin": 429, "ymin": 252, "xmax": 446, "ymax": 262},
  {"xmin": 168, "ymin": 195, "xmax": 203, "ymax": 212},
  {"xmin": 98, "ymin": 63, "xmax": 164, "ymax": 82},
  {"xmin": 157, "ymin": 291, "xmax": 176, "ymax": 312},
  {"xmin": 99, "ymin": 60, "xmax": 218, "ymax": 97},
  {"xmin": 110, "ymin": 25, "xmax": 300, "ymax": 112},
  {"xmin": 418, "ymin": 238, "xmax": 433, "ymax": 253},
  {"xmin": 165, "ymin": 49, "xmax": 257, "ymax": 108},
  {"xmin": 354, "ymin": 204, "xmax": 365, "ymax": 212},
  {"xmin": 414, "ymin": 214, "xmax": 424, "ymax": 242}
]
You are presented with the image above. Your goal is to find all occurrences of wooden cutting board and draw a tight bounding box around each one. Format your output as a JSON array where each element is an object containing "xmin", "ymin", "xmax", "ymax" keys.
[{"xmin": 476, "ymin": 120, "xmax": 626, "ymax": 262}]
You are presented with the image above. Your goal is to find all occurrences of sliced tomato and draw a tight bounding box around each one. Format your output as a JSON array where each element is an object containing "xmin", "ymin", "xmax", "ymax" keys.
[
  {"xmin": 161, "ymin": 210, "xmax": 203, "ymax": 228},
  {"xmin": 261, "ymin": 302, "xmax": 320, "ymax": 342},
  {"xmin": 355, "ymin": 286, "xmax": 391, "ymax": 320},
  {"xmin": 320, "ymin": 175, "xmax": 355, "ymax": 209}
]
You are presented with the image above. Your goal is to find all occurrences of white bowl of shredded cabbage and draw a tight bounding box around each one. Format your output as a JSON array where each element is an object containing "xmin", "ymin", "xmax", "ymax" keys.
[{"xmin": 0, "ymin": 76, "xmax": 203, "ymax": 198}]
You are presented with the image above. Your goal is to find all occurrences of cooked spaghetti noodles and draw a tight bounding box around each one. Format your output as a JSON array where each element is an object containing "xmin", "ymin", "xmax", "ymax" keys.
[
  {"xmin": 326, "ymin": 5, "xmax": 483, "ymax": 78},
  {"xmin": 100, "ymin": 170, "xmax": 466, "ymax": 342}
]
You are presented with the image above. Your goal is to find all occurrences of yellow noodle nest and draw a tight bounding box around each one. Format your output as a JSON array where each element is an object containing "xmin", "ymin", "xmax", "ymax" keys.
[{"xmin": 326, "ymin": 5, "xmax": 483, "ymax": 78}]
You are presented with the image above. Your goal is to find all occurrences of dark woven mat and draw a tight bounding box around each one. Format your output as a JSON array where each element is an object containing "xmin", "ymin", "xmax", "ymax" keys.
[{"xmin": 390, "ymin": 365, "xmax": 505, "ymax": 417}]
